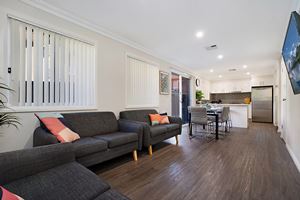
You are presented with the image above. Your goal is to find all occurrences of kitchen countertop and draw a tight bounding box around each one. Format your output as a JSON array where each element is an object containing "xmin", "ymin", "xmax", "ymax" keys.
[{"xmin": 213, "ymin": 103, "xmax": 250, "ymax": 106}]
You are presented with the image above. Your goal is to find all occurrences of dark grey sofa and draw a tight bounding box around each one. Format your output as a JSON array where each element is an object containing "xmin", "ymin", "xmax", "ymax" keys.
[
  {"xmin": 33, "ymin": 112, "xmax": 143, "ymax": 167},
  {"xmin": 0, "ymin": 143, "xmax": 129, "ymax": 200},
  {"xmin": 119, "ymin": 109, "xmax": 182, "ymax": 155}
]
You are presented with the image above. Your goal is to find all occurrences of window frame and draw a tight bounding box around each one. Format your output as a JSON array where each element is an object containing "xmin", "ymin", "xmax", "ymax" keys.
[
  {"xmin": 125, "ymin": 52, "xmax": 160, "ymax": 109},
  {"xmin": 5, "ymin": 15, "xmax": 97, "ymax": 112}
]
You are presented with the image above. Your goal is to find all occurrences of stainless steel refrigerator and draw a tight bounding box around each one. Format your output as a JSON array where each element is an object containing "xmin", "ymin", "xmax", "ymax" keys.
[{"xmin": 251, "ymin": 86, "xmax": 273, "ymax": 123}]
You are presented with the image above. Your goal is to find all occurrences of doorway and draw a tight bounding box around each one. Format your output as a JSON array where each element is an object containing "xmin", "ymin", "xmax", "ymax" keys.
[
  {"xmin": 171, "ymin": 72, "xmax": 191, "ymax": 124},
  {"xmin": 171, "ymin": 73, "xmax": 180, "ymax": 117},
  {"xmin": 181, "ymin": 77, "xmax": 191, "ymax": 124}
]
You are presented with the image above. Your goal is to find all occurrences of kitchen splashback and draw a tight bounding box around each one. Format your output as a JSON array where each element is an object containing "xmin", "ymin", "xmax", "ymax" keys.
[{"xmin": 210, "ymin": 92, "xmax": 251, "ymax": 104}]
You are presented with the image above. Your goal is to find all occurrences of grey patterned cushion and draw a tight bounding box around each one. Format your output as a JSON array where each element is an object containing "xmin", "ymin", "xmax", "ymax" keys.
[
  {"xmin": 0, "ymin": 143, "xmax": 74, "ymax": 185},
  {"xmin": 4, "ymin": 162, "xmax": 110, "ymax": 200},
  {"xmin": 94, "ymin": 132, "xmax": 138, "ymax": 148},
  {"xmin": 160, "ymin": 124, "xmax": 180, "ymax": 132},
  {"xmin": 73, "ymin": 137, "xmax": 108, "ymax": 157},
  {"xmin": 149, "ymin": 126, "xmax": 168, "ymax": 137}
]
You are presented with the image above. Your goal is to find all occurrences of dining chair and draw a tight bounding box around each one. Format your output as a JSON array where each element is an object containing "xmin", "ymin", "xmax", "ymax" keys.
[
  {"xmin": 218, "ymin": 106, "xmax": 230, "ymax": 133},
  {"xmin": 189, "ymin": 106, "xmax": 214, "ymax": 138}
]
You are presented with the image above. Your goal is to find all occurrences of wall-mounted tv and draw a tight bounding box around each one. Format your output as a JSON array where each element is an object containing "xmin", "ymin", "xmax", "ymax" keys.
[{"xmin": 282, "ymin": 11, "xmax": 300, "ymax": 95}]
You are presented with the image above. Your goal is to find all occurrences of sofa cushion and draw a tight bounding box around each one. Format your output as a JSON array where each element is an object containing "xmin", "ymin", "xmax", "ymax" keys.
[
  {"xmin": 149, "ymin": 114, "xmax": 161, "ymax": 126},
  {"xmin": 161, "ymin": 124, "xmax": 180, "ymax": 132},
  {"xmin": 160, "ymin": 116, "xmax": 170, "ymax": 124},
  {"xmin": 4, "ymin": 162, "xmax": 110, "ymax": 200},
  {"xmin": 94, "ymin": 132, "xmax": 138, "ymax": 148},
  {"xmin": 149, "ymin": 126, "xmax": 168, "ymax": 137},
  {"xmin": 149, "ymin": 114, "xmax": 170, "ymax": 126},
  {"xmin": 0, "ymin": 144, "xmax": 74, "ymax": 185},
  {"xmin": 94, "ymin": 189, "xmax": 130, "ymax": 200},
  {"xmin": 120, "ymin": 110, "xmax": 158, "ymax": 124},
  {"xmin": 35, "ymin": 113, "xmax": 80, "ymax": 143},
  {"xmin": 73, "ymin": 138, "xmax": 108, "ymax": 157},
  {"xmin": 62, "ymin": 112, "xmax": 119, "ymax": 137}
]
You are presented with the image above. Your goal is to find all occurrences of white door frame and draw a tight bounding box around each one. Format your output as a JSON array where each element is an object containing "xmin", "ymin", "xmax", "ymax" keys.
[
  {"xmin": 280, "ymin": 60, "xmax": 288, "ymax": 141},
  {"xmin": 179, "ymin": 75, "xmax": 183, "ymax": 118},
  {"xmin": 171, "ymin": 69, "xmax": 191, "ymax": 119}
]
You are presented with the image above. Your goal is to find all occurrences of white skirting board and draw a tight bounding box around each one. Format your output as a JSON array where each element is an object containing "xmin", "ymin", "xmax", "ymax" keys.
[{"xmin": 286, "ymin": 144, "xmax": 300, "ymax": 173}]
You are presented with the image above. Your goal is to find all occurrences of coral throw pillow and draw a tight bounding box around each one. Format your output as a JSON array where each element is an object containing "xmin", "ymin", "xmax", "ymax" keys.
[
  {"xmin": 149, "ymin": 114, "xmax": 170, "ymax": 126},
  {"xmin": 0, "ymin": 186, "xmax": 23, "ymax": 200},
  {"xmin": 35, "ymin": 113, "xmax": 80, "ymax": 143},
  {"xmin": 160, "ymin": 115, "xmax": 170, "ymax": 124}
]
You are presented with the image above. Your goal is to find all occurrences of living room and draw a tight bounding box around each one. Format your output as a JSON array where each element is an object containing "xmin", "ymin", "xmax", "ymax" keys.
[{"xmin": 1, "ymin": 0, "xmax": 300, "ymax": 200}]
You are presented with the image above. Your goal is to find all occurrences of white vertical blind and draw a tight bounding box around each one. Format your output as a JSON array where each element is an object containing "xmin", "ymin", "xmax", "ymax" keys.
[
  {"xmin": 9, "ymin": 18, "xmax": 95, "ymax": 108},
  {"xmin": 126, "ymin": 56, "xmax": 159, "ymax": 108},
  {"xmin": 19, "ymin": 24, "xmax": 26, "ymax": 106},
  {"xmin": 37, "ymin": 29, "xmax": 43, "ymax": 106},
  {"xmin": 25, "ymin": 25, "xmax": 32, "ymax": 106},
  {"xmin": 33, "ymin": 28, "xmax": 39, "ymax": 106}
]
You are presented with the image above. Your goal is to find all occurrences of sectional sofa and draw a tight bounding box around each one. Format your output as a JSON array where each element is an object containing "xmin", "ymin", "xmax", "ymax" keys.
[
  {"xmin": 34, "ymin": 112, "xmax": 143, "ymax": 167},
  {"xmin": 119, "ymin": 109, "xmax": 182, "ymax": 155},
  {"xmin": 0, "ymin": 143, "xmax": 129, "ymax": 200}
]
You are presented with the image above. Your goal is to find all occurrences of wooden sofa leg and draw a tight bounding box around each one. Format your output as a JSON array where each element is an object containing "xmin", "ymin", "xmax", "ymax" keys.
[
  {"xmin": 148, "ymin": 145, "xmax": 153, "ymax": 156},
  {"xmin": 133, "ymin": 150, "xmax": 138, "ymax": 161},
  {"xmin": 175, "ymin": 135, "xmax": 179, "ymax": 145}
]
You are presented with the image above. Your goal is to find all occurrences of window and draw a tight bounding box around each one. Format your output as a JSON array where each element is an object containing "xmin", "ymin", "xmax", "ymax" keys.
[
  {"xmin": 8, "ymin": 18, "xmax": 95, "ymax": 109},
  {"xmin": 126, "ymin": 55, "xmax": 159, "ymax": 108}
]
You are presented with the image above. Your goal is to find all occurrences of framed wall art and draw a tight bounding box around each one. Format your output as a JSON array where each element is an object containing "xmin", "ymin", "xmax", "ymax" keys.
[{"xmin": 159, "ymin": 71, "xmax": 170, "ymax": 95}]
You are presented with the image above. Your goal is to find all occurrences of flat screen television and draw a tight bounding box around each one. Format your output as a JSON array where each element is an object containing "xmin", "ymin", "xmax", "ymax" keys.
[{"xmin": 282, "ymin": 11, "xmax": 300, "ymax": 95}]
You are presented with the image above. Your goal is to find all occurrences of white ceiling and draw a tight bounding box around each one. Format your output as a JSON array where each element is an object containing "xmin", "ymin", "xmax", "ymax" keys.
[{"xmin": 24, "ymin": 0, "xmax": 297, "ymax": 79}]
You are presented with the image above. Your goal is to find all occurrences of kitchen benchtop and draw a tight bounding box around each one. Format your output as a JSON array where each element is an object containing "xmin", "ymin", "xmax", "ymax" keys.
[{"xmin": 209, "ymin": 103, "xmax": 250, "ymax": 106}]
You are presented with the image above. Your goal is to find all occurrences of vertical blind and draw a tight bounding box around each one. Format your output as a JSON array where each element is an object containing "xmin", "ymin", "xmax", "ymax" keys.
[
  {"xmin": 126, "ymin": 56, "xmax": 159, "ymax": 108},
  {"xmin": 9, "ymin": 18, "xmax": 95, "ymax": 108}
]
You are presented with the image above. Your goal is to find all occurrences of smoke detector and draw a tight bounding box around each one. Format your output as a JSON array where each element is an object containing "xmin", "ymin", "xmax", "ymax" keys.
[{"xmin": 205, "ymin": 44, "xmax": 218, "ymax": 51}]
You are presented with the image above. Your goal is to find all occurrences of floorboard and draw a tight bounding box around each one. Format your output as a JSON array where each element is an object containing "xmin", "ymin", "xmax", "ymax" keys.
[{"xmin": 91, "ymin": 123, "xmax": 300, "ymax": 200}]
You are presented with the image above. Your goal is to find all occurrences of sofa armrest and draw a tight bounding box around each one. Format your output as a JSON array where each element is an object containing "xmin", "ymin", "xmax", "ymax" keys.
[
  {"xmin": 168, "ymin": 116, "xmax": 183, "ymax": 134},
  {"xmin": 0, "ymin": 143, "xmax": 75, "ymax": 185},
  {"xmin": 118, "ymin": 119, "xmax": 144, "ymax": 150},
  {"xmin": 118, "ymin": 120, "xmax": 151, "ymax": 147},
  {"xmin": 33, "ymin": 127, "xmax": 59, "ymax": 147}
]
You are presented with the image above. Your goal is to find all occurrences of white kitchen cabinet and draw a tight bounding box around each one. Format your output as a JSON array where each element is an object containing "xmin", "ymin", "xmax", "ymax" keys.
[{"xmin": 211, "ymin": 79, "xmax": 251, "ymax": 93}]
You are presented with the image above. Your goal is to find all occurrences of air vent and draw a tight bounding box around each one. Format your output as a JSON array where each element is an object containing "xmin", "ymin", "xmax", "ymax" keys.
[
  {"xmin": 205, "ymin": 44, "xmax": 218, "ymax": 51},
  {"xmin": 228, "ymin": 68, "xmax": 237, "ymax": 72}
]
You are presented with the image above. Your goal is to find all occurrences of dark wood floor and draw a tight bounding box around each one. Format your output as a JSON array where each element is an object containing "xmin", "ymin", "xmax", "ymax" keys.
[{"xmin": 92, "ymin": 123, "xmax": 300, "ymax": 200}]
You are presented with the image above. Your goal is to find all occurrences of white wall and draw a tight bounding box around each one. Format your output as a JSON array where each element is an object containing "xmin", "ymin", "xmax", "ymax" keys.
[
  {"xmin": 280, "ymin": 59, "xmax": 300, "ymax": 172},
  {"xmin": 0, "ymin": 0, "xmax": 196, "ymax": 152},
  {"xmin": 195, "ymin": 78, "xmax": 211, "ymax": 100},
  {"xmin": 278, "ymin": 1, "xmax": 300, "ymax": 172}
]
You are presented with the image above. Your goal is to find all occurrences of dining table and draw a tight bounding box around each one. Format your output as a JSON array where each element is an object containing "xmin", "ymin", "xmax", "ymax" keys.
[{"xmin": 188, "ymin": 106, "xmax": 223, "ymax": 140}]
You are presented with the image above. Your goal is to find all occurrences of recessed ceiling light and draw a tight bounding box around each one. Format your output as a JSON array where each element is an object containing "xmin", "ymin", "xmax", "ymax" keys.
[
  {"xmin": 210, "ymin": 69, "xmax": 214, "ymax": 73},
  {"xmin": 246, "ymin": 72, "xmax": 251, "ymax": 75},
  {"xmin": 243, "ymin": 65, "xmax": 248, "ymax": 69},
  {"xmin": 196, "ymin": 31, "xmax": 204, "ymax": 38},
  {"xmin": 217, "ymin": 54, "xmax": 224, "ymax": 59},
  {"xmin": 218, "ymin": 75, "xmax": 223, "ymax": 78}
]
